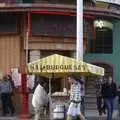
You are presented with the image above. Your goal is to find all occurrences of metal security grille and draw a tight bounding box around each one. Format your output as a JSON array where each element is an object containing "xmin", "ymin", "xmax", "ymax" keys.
[{"xmin": 95, "ymin": 27, "xmax": 113, "ymax": 53}]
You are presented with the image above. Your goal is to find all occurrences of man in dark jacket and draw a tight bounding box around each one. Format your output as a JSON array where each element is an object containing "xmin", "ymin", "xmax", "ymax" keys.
[
  {"xmin": 0, "ymin": 75, "xmax": 15, "ymax": 116},
  {"xmin": 117, "ymin": 85, "xmax": 120, "ymax": 116},
  {"xmin": 102, "ymin": 76, "xmax": 117, "ymax": 120}
]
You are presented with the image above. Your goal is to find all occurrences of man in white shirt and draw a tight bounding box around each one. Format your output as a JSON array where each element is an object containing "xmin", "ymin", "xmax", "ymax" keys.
[{"xmin": 67, "ymin": 76, "xmax": 85, "ymax": 120}]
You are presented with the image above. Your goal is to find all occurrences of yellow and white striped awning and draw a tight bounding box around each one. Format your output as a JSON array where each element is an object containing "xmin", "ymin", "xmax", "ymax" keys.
[{"xmin": 27, "ymin": 54, "xmax": 104, "ymax": 77}]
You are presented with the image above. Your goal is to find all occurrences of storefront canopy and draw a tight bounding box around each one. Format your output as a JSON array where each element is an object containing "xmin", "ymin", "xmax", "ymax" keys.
[{"xmin": 27, "ymin": 54, "xmax": 104, "ymax": 77}]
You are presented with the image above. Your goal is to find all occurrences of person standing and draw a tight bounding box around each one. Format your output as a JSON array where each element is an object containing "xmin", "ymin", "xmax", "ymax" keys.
[
  {"xmin": 6, "ymin": 75, "xmax": 15, "ymax": 114},
  {"xmin": 102, "ymin": 76, "xmax": 117, "ymax": 120},
  {"xmin": 32, "ymin": 81, "xmax": 49, "ymax": 120},
  {"xmin": 117, "ymin": 85, "xmax": 120, "ymax": 116},
  {"xmin": 7, "ymin": 75, "xmax": 15, "ymax": 96},
  {"xmin": 78, "ymin": 77, "xmax": 85, "ymax": 116},
  {"xmin": 101, "ymin": 77, "xmax": 107, "ymax": 115},
  {"xmin": 95, "ymin": 77, "xmax": 103, "ymax": 115},
  {"xmin": 0, "ymin": 75, "xmax": 15, "ymax": 116},
  {"xmin": 67, "ymin": 76, "xmax": 85, "ymax": 120}
]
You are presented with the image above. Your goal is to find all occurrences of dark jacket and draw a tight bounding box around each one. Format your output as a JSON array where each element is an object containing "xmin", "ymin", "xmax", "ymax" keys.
[
  {"xmin": 102, "ymin": 82, "xmax": 117, "ymax": 98},
  {"xmin": 8, "ymin": 75, "xmax": 15, "ymax": 95},
  {"xmin": 117, "ymin": 89, "xmax": 120, "ymax": 103}
]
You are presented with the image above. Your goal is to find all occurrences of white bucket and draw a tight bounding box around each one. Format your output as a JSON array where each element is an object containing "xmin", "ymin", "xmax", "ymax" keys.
[{"xmin": 53, "ymin": 105, "xmax": 65, "ymax": 119}]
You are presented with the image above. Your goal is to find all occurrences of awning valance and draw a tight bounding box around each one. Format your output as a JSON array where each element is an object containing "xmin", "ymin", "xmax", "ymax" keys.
[{"xmin": 27, "ymin": 54, "xmax": 104, "ymax": 77}]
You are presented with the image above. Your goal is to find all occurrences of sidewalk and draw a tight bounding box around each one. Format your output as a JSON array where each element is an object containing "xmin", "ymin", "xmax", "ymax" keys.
[
  {"xmin": 0, "ymin": 111, "xmax": 119, "ymax": 120},
  {"xmin": 0, "ymin": 116, "xmax": 119, "ymax": 120},
  {"xmin": 85, "ymin": 110, "xmax": 119, "ymax": 120}
]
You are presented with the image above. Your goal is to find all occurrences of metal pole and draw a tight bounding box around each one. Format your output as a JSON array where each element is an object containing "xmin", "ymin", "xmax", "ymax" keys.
[
  {"xmin": 26, "ymin": 12, "xmax": 30, "ymax": 64},
  {"xmin": 76, "ymin": 1, "xmax": 85, "ymax": 118},
  {"xmin": 76, "ymin": 0, "xmax": 83, "ymax": 61},
  {"xmin": 26, "ymin": 31, "xmax": 29, "ymax": 64},
  {"xmin": 49, "ymin": 76, "xmax": 52, "ymax": 120},
  {"xmin": 21, "ymin": 12, "xmax": 30, "ymax": 118}
]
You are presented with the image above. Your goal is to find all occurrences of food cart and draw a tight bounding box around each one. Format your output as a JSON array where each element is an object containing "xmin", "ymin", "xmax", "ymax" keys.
[{"xmin": 27, "ymin": 54, "xmax": 104, "ymax": 120}]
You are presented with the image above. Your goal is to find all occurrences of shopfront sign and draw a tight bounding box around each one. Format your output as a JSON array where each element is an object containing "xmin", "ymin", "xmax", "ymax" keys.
[
  {"xmin": 29, "ymin": 50, "xmax": 40, "ymax": 62},
  {"xmin": 28, "ymin": 64, "xmax": 88, "ymax": 73},
  {"xmin": 27, "ymin": 75, "xmax": 35, "ymax": 89},
  {"xmin": 27, "ymin": 54, "xmax": 105, "ymax": 76},
  {"xmin": 11, "ymin": 68, "xmax": 21, "ymax": 87},
  {"xmin": 95, "ymin": 0, "xmax": 120, "ymax": 5}
]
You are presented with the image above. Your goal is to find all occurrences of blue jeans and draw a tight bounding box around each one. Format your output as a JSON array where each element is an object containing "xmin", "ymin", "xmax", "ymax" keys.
[
  {"xmin": 118, "ymin": 103, "xmax": 120, "ymax": 116},
  {"xmin": 105, "ymin": 98, "xmax": 115, "ymax": 120}
]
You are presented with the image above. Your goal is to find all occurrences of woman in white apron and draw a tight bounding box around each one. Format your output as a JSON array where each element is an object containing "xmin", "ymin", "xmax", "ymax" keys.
[{"xmin": 32, "ymin": 81, "xmax": 48, "ymax": 120}]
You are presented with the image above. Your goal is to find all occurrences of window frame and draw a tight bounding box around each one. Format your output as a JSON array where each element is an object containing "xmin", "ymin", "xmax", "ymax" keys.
[{"xmin": 0, "ymin": 13, "xmax": 19, "ymax": 35}]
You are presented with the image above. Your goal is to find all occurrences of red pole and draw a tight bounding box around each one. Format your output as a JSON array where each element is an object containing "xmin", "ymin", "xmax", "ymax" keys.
[
  {"xmin": 31, "ymin": 11, "xmax": 76, "ymax": 16},
  {"xmin": 20, "ymin": 12, "xmax": 31, "ymax": 118},
  {"xmin": 20, "ymin": 67, "xmax": 29, "ymax": 120}
]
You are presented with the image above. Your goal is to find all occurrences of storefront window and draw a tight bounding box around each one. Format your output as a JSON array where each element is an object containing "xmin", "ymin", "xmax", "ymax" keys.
[
  {"xmin": 31, "ymin": 14, "xmax": 76, "ymax": 37},
  {"xmin": 89, "ymin": 20, "xmax": 113, "ymax": 53},
  {"xmin": 83, "ymin": 19, "xmax": 93, "ymax": 53},
  {"xmin": 0, "ymin": 13, "xmax": 18, "ymax": 34}
]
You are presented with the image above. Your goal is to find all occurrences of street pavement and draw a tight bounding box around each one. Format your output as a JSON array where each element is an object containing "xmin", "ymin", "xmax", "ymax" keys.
[
  {"xmin": 0, "ymin": 116, "xmax": 119, "ymax": 120},
  {"xmin": 85, "ymin": 110, "xmax": 119, "ymax": 120},
  {"xmin": 0, "ymin": 117, "xmax": 119, "ymax": 120},
  {"xmin": 0, "ymin": 111, "xmax": 119, "ymax": 120}
]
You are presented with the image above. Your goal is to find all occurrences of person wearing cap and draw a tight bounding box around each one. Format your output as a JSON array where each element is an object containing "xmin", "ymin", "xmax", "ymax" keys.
[{"xmin": 67, "ymin": 76, "xmax": 85, "ymax": 120}]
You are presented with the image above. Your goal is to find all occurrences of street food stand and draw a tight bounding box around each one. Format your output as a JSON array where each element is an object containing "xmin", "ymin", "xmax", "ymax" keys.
[{"xmin": 27, "ymin": 54, "xmax": 104, "ymax": 120}]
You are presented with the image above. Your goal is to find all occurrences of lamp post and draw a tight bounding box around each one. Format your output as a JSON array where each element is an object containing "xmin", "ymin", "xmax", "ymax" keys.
[
  {"xmin": 76, "ymin": 1, "xmax": 85, "ymax": 117},
  {"xmin": 76, "ymin": 0, "xmax": 83, "ymax": 61}
]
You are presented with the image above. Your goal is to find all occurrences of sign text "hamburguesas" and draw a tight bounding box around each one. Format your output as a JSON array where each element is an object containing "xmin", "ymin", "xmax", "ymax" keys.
[{"xmin": 28, "ymin": 64, "xmax": 88, "ymax": 72}]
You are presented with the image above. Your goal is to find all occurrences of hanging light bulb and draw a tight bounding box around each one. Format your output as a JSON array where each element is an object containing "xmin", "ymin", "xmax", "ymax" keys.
[{"xmin": 95, "ymin": 20, "xmax": 104, "ymax": 28}]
